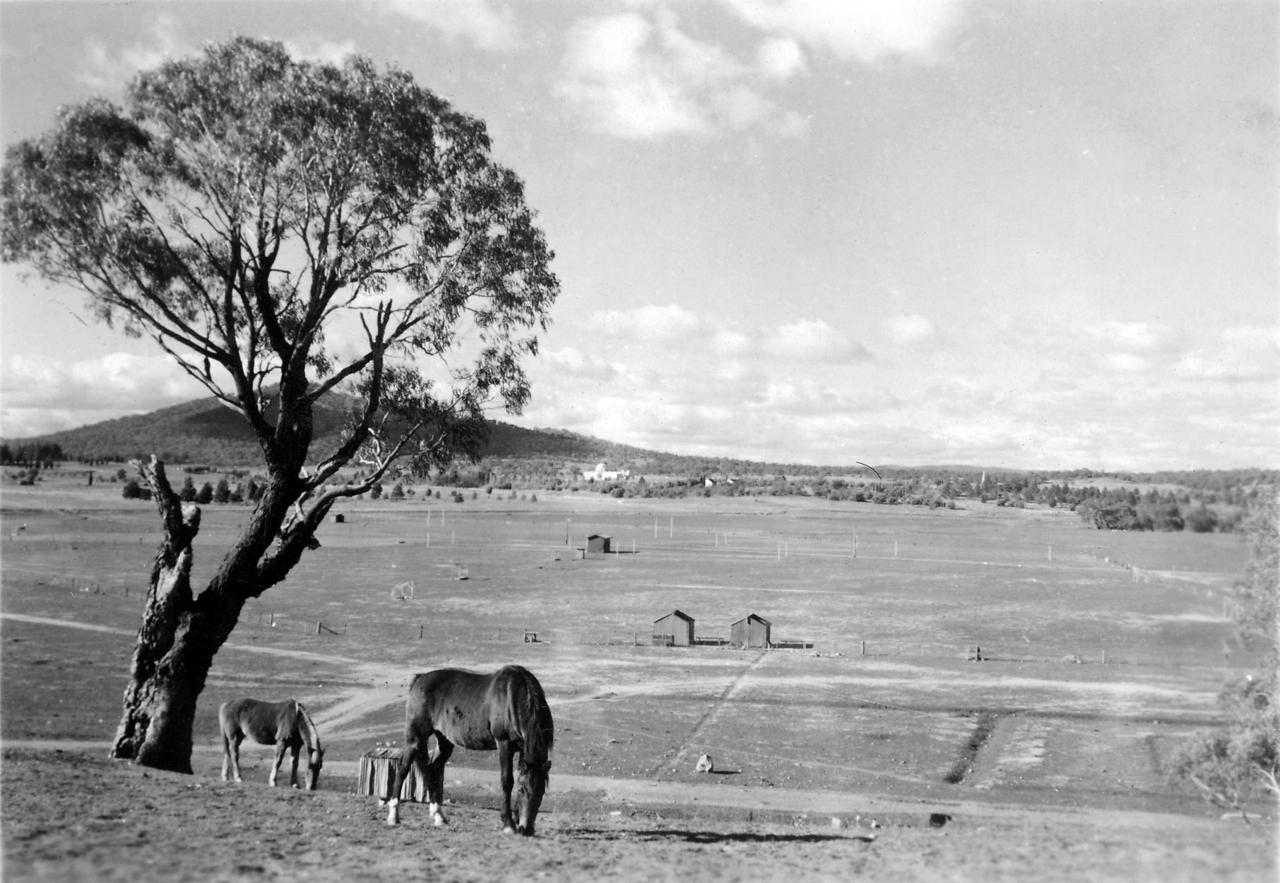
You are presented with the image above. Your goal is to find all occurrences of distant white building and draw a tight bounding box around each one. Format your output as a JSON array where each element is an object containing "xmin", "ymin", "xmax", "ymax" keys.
[{"xmin": 583, "ymin": 462, "xmax": 630, "ymax": 482}]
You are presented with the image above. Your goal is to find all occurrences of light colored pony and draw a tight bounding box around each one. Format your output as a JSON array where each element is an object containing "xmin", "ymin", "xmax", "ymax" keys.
[{"xmin": 219, "ymin": 697, "xmax": 324, "ymax": 790}]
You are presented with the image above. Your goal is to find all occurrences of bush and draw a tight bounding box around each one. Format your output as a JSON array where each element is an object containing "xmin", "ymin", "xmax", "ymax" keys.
[
  {"xmin": 122, "ymin": 478, "xmax": 152, "ymax": 500},
  {"xmin": 1170, "ymin": 493, "xmax": 1279, "ymax": 817}
]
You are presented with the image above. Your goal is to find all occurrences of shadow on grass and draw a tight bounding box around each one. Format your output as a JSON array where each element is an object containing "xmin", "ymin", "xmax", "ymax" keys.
[{"xmin": 566, "ymin": 827, "xmax": 874, "ymax": 844}]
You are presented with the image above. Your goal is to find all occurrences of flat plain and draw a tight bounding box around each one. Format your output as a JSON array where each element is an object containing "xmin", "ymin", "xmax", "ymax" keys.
[{"xmin": 1, "ymin": 476, "xmax": 1275, "ymax": 881}]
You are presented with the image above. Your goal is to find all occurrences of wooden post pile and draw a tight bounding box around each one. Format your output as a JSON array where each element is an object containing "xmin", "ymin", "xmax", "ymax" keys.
[{"xmin": 357, "ymin": 747, "xmax": 426, "ymax": 802}]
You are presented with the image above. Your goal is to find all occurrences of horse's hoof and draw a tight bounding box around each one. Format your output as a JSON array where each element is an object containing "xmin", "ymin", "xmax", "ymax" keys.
[
  {"xmin": 433, "ymin": 815, "xmax": 447, "ymax": 828},
  {"xmin": 502, "ymin": 826, "xmax": 515, "ymax": 835}
]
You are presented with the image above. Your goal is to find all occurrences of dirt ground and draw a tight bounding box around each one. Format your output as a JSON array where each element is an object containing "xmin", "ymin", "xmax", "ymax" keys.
[{"xmin": 2, "ymin": 747, "xmax": 1275, "ymax": 883}]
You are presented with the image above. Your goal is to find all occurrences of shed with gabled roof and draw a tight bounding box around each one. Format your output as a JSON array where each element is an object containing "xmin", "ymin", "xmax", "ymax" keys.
[
  {"xmin": 653, "ymin": 609, "xmax": 695, "ymax": 647},
  {"xmin": 730, "ymin": 613, "xmax": 772, "ymax": 649}
]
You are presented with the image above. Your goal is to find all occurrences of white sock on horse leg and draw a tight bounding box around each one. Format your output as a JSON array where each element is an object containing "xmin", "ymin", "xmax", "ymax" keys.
[
  {"xmin": 428, "ymin": 802, "xmax": 446, "ymax": 826},
  {"xmin": 386, "ymin": 798, "xmax": 400, "ymax": 826}
]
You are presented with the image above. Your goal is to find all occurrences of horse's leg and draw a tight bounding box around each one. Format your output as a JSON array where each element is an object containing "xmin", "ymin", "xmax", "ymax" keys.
[
  {"xmin": 229, "ymin": 733, "xmax": 245, "ymax": 783},
  {"xmin": 386, "ymin": 739, "xmax": 418, "ymax": 826},
  {"xmin": 425, "ymin": 736, "xmax": 453, "ymax": 828},
  {"xmin": 289, "ymin": 742, "xmax": 302, "ymax": 788},
  {"xmin": 221, "ymin": 730, "xmax": 231, "ymax": 782},
  {"xmin": 269, "ymin": 742, "xmax": 287, "ymax": 787},
  {"xmin": 497, "ymin": 740, "xmax": 516, "ymax": 834}
]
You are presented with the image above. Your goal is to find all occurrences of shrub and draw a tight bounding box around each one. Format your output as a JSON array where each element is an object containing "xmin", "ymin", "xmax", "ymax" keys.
[
  {"xmin": 1170, "ymin": 493, "xmax": 1279, "ymax": 817},
  {"xmin": 122, "ymin": 478, "xmax": 151, "ymax": 500}
]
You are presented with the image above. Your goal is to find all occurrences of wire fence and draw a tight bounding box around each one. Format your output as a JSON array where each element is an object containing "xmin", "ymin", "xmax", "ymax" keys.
[{"xmin": 4, "ymin": 574, "xmax": 1204, "ymax": 667}]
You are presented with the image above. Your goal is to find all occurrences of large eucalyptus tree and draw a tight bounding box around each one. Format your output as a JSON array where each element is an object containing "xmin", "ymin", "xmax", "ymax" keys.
[{"xmin": 1, "ymin": 38, "xmax": 558, "ymax": 772}]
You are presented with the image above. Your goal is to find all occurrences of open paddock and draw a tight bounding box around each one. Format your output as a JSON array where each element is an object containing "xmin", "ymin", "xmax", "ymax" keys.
[{"xmin": 1, "ymin": 487, "xmax": 1274, "ymax": 880}]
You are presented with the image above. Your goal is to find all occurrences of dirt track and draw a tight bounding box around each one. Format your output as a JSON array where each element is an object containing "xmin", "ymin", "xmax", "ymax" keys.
[{"xmin": 3, "ymin": 745, "xmax": 1275, "ymax": 883}]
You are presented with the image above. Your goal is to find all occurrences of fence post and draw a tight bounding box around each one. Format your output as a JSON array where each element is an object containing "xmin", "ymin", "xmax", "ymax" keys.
[
  {"xmin": 316, "ymin": 621, "xmax": 322, "ymax": 636},
  {"xmin": 419, "ymin": 624, "xmax": 424, "ymax": 639},
  {"xmin": 861, "ymin": 640, "xmax": 866, "ymax": 656}
]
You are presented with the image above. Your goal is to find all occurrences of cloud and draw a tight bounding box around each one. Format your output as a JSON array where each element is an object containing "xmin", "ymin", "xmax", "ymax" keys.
[
  {"xmin": 0, "ymin": 352, "xmax": 207, "ymax": 437},
  {"xmin": 78, "ymin": 15, "xmax": 192, "ymax": 91},
  {"xmin": 715, "ymin": 0, "xmax": 969, "ymax": 65},
  {"xmin": 589, "ymin": 303, "xmax": 704, "ymax": 341},
  {"xmin": 1086, "ymin": 320, "xmax": 1176, "ymax": 353},
  {"xmin": 538, "ymin": 346, "xmax": 622, "ymax": 382},
  {"xmin": 1173, "ymin": 325, "xmax": 1280, "ymax": 383},
  {"xmin": 757, "ymin": 36, "xmax": 808, "ymax": 80},
  {"xmin": 883, "ymin": 313, "xmax": 935, "ymax": 346},
  {"xmin": 379, "ymin": 0, "xmax": 518, "ymax": 51},
  {"xmin": 712, "ymin": 328, "xmax": 754, "ymax": 356},
  {"xmin": 555, "ymin": 9, "xmax": 795, "ymax": 140},
  {"xmin": 762, "ymin": 318, "xmax": 867, "ymax": 360},
  {"xmin": 283, "ymin": 36, "xmax": 359, "ymax": 66}
]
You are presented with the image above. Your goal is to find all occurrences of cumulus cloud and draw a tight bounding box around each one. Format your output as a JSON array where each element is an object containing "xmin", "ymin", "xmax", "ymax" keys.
[
  {"xmin": 283, "ymin": 36, "xmax": 359, "ymax": 65},
  {"xmin": 554, "ymin": 9, "xmax": 792, "ymax": 139},
  {"xmin": 1087, "ymin": 320, "xmax": 1176, "ymax": 353},
  {"xmin": 1173, "ymin": 325, "xmax": 1280, "ymax": 383},
  {"xmin": 757, "ymin": 36, "xmax": 808, "ymax": 80},
  {"xmin": 763, "ymin": 318, "xmax": 867, "ymax": 360},
  {"xmin": 537, "ymin": 346, "xmax": 622, "ymax": 382},
  {"xmin": 0, "ymin": 352, "xmax": 207, "ymax": 436},
  {"xmin": 715, "ymin": 0, "xmax": 969, "ymax": 64},
  {"xmin": 379, "ymin": 0, "xmax": 518, "ymax": 51},
  {"xmin": 589, "ymin": 303, "xmax": 704, "ymax": 341},
  {"xmin": 78, "ymin": 15, "xmax": 192, "ymax": 91},
  {"xmin": 712, "ymin": 328, "xmax": 754, "ymax": 356},
  {"xmin": 883, "ymin": 313, "xmax": 935, "ymax": 346}
]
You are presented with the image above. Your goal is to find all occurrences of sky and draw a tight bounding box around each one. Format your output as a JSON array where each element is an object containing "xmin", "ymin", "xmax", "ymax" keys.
[{"xmin": 0, "ymin": 0, "xmax": 1276, "ymax": 471}]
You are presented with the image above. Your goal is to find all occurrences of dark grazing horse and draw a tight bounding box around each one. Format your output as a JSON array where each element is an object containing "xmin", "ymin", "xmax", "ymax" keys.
[
  {"xmin": 219, "ymin": 698, "xmax": 324, "ymax": 790},
  {"xmin": 385, "ymin": 665, "xmax": 553, "ymax": 836}
]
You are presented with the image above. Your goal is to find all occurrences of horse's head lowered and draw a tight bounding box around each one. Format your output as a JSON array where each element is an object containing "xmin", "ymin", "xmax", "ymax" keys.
[
  {"xmin": 514, "ymin": 758, "xmax": 551, "ymax": 836},
  {"xmin": 305, "ymin": 745, "xmax": 325, "ymax": 791}
]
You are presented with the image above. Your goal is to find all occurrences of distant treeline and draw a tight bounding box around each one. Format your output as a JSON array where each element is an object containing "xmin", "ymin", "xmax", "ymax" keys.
[
  {"xmin": 5, "ymin": 419, "xmax": 1274, "ymax": 534},
  {"xmin": 0, "ymin": 441, "xmax": 67, "ymax": 467}
]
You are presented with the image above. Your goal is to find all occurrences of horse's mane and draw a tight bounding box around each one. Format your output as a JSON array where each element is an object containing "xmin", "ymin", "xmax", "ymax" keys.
[
  {"xmin": 515, "ymin": 669, "xmax": 553, "ymax": 764},
  {"xmin": 295, "ymin": 700, "xmax": 321, "ymax": 752}
]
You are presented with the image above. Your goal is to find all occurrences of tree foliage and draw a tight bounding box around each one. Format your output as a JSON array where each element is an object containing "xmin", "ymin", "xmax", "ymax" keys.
[
  {"xmin": 0, "ymin": 37, "xmax": 557, "ymax": 771},
  {"xmin": 1170, "ymin": 492, "xmax": 1279, "ymax": 817},
  {"xmin": 2, "ymin": 36, "xmax": 556, "ymax": 493}
]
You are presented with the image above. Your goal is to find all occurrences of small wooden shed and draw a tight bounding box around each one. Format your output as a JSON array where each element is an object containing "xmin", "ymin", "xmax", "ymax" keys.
[
  {"xmin": 730, "ymin": 613, "xmax": 772, "ymax": 649},
  {"xmin": 357, "ymin": 747, "xmax": 425, "ymax": 802},
  {"xmin": 585, "ymin": 534, "xmax": 612, "ymax": 554},
  {"xmin": 653, "ymin": 609, "xmax": 695, "ymax": 647}
]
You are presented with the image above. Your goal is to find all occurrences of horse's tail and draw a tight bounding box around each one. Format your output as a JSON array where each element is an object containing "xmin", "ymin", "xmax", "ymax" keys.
[
  {"xmin": 515, "ymin": 669, "xmax": 554, "ymax": 763},
  {"xmin": 295, "ymin": 700, "xmax": 321, "ymax": 751},
  {"xmin": 217, "ymin": 699, "xmax": 237, "ymax": 739}
]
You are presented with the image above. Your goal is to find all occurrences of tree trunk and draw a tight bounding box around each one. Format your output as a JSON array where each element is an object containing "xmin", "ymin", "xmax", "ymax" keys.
[
  {"xmin": 111, "ymin": 595, "xmax": 246, "ymax": 772},
  {"xmin": 110, "ymin": 456, "xmax": 315, "ymax": 773},
  {"xmin": 111, "ymin": 458, "xmax": 240, "ymax": 772}
]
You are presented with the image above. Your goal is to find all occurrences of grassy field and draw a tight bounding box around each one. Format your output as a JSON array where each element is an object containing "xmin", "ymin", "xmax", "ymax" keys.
[
  {"xmin": 2, "ymin": 477, "xmax": 1256, "ymax": 807},
  {"xmin": 5, "ymin": 474, "xmax": 1276, "ymax": 880}
]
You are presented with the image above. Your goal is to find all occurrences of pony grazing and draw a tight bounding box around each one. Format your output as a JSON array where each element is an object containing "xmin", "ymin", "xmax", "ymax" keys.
[
  {"xmin": 219, "ymin": 698, "xmax": 324, "ymax": 790},
  {"xmin": 385, "ymin": 665, "xmax": 553, "ymax": 836}
]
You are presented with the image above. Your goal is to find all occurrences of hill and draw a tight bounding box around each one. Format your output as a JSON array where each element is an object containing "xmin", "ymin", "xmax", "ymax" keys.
[{"xmin": 1, "ymin": 394, "xmax": 664, "ymax": 469}]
